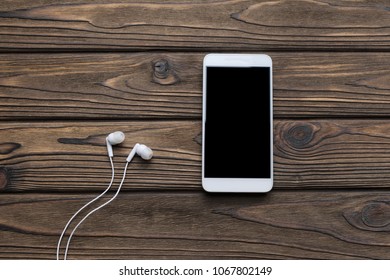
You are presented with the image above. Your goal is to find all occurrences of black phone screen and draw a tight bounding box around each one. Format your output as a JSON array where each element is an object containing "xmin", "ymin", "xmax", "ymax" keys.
[{"xmin": 204, "ymin": 66, "xmax": 271, "ymax": 178}]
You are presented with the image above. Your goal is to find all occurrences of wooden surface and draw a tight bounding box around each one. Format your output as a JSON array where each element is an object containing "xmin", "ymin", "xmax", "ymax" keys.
[
  {"xmin": 0, "ymin": 0, "xmax": 389, "ymax": 259},
  {"xmin": 1, "ymin": 52, "xmax": 389, "ymax": 119},
  {"xmin": 0, "ymin": 0, "xmax": 389, "ymax": 51}
]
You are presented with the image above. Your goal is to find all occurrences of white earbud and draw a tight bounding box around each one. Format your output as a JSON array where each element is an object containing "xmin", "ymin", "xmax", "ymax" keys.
[
  {"xmin": 126, "ymin": 143, "xmax": 153, "ymax": 162},
  {"xmin": 106, "ymin": 131, "xmax": 125, "ymax": 157}
]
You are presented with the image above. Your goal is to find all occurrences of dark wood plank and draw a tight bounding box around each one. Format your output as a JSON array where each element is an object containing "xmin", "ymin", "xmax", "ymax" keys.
[
  {"xmin": 0, "ymin": 121, "xmax": 201, "ymax": 192},
  {"xmin": 0, "ymin": 52, "xmax": 389, "ymax": 120},
  {"xmin": 0, "ymin": 0, "xmax": 389, "ymax": 51},
  {"xmin": 0, "ymin": 191, "xmax": 389, "ymax": 259},
  {"xmin": 0, "ymin": 53, "xmax": 202, "ymax": 120},
  {"xmin": 3, "ymin": 119, "xmax": 390, "ymax": 192},
  {"xmin": 274, "ymin": 120, "xmax": 390, "ymax": 188}
]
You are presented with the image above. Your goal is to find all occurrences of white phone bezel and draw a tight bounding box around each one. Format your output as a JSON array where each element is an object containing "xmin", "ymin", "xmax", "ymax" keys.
[{"xmin": 202, "ymin": 54, "xmax": 273, "ymax": 193}]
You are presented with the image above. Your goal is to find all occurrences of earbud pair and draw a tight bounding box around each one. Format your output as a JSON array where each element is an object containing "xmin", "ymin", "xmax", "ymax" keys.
[
  {"xmin": 57, "ymin": 131, "xmax": 153, "ymax": 260},
  {"xmin": 106, "ymin": 131, "xmax": 153, "ymax": 161}
]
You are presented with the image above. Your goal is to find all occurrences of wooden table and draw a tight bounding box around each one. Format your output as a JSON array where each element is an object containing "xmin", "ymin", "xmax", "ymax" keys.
[{"xmin": 0, "ymin": 0, "xmax": 389, "ymax": 259}]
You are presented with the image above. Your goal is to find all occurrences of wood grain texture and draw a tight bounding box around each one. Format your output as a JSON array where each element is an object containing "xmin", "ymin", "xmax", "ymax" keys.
[
  {"xmin": 0, "ymin": 121, "xmax": 201, "ymax": 192},
  {"xmin": 0, "ymin": 52, "xmax": 389, "ymax": 120},
  {"xmin": 274, "ymin": 119, "xmax": 390, "ymax": 188},
  {"xmin": 1, "ymin": 0, "xmax": 389, "ymax": 262},
  {"xmin": 2, "ymin": 119, "xmax": 390, "ymax": 192},
  {"xmin": 0, "ymin": 191, "xmax": 389, "ymax": 259},
  {"xmin": 0, "ymin": 0, "xmax": 389, "ymax": 51}
]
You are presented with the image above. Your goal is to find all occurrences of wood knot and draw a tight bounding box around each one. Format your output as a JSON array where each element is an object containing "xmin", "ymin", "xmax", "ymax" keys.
[
  {"xmin": 58, "ymin": 134, "xmax": 109, "ymax": 147},
  {"xmin": 361, "ymin": 202, "xmax": 390, "ymax": 228},
  {"xmin": 284, "ymin": 123, "xmax": 315, "ymax": 149},
  {"xmin": 343, "ymin": 200, "xmax": 390, "ymax": 232},
  {"xmin": 0, "ymin": 142, "xmax": 21, "ymax": 155},
  {"xmin": 152, "ymin": 59, "xmax": 180, "ymax": 85},
  {"xmin": 0, "ymin": 167, "xmax": 10, "ymax": 191},
  {"xmin": 154, "ymin": 60, "xmax": 169, "ymax": 78}
]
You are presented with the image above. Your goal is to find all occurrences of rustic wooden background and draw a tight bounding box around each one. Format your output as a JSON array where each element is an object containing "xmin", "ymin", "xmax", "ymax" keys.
[{"xmin": 0, "ymin": 0, "xmax": 389, "ymax": 259}]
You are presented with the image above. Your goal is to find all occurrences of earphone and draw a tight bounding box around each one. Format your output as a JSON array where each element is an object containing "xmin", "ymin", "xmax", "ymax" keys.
[
  {"xmin": 57, "ymin": 131, "xmax": 152, "ymax": 260},
  {"xmin": 106, "ymin": 131, "xmax": 125, "ymax": 157},
  {"xmin": 127, "ymin": 143, "xmax": 153, "ymax": 161}
]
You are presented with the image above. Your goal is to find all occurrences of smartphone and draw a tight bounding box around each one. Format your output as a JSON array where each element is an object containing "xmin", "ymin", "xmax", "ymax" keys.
[{"xmin": 202, "ymin": 54, "xmax": 273, "ymax": 192}]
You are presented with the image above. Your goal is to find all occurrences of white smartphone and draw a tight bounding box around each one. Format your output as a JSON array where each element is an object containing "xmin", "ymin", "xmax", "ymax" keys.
[{"xmin": 202, "ymin": 54, "xmax": 273, "ymax": 192}]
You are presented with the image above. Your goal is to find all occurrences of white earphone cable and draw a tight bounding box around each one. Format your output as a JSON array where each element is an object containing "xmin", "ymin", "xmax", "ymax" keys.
[
  {"xmin": 56, "ymin": 156, "xmax": 115, "ymax": 260},
  {"xmin": 63, "ymin": 161, "xmax": 130, "ymax": 260}
]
